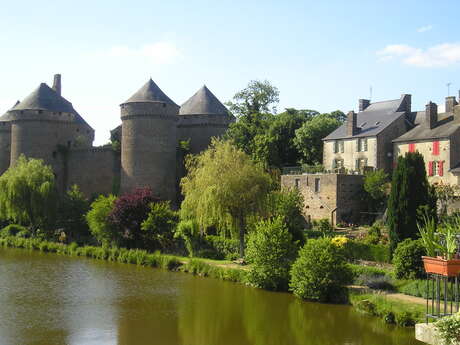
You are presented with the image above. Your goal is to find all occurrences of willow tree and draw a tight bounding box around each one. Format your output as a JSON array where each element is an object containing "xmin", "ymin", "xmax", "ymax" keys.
[
  {"xmin": 180, "ymin": 139, "xmax": 272, "ymax": 257},
  {"xmin": 0, "ymin": 155, "xmax": 57, "ymax": 231}
]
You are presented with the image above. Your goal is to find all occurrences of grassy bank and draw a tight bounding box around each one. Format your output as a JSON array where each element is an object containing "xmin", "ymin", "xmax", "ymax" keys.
[
  {"xmin": 0, "ymin": 236, "xmax": 424, "ymax": 327},
  {"xmin": 0, "ymin": 236, "xmax": 247, "ymax": 283}
]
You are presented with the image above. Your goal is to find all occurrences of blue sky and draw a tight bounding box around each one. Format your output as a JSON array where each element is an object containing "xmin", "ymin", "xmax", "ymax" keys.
[{"xmin": 1, "ymin": 0, "xmax": 459, "ymax": 144}]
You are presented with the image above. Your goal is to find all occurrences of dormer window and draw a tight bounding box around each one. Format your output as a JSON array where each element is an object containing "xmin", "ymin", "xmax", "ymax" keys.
[{"xmin": 375, "ymin": 121, "xmax": 381, "ymax": 126}]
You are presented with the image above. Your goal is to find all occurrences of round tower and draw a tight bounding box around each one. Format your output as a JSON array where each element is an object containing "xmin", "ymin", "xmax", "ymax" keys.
[
  {"xmin": 120, "ymin": 79, "xmax": 179, "ymax": 201},
  {"xmin": 0, "ymin": 113, "xmax": 12, "ymax": 175},
  {"xmin": 178, "ymin": 85, "xmax": 235, "ymax": 154}
]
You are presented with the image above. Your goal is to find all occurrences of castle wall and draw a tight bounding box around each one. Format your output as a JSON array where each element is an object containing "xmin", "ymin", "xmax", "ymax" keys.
[
  {"xmin": 120, "ymin": 103, "xmax": 179, "ymax": 201},
  {"xmin": 0, "ymin": 122, "xmax": 11, "ymax": 175},
  {"xmin": 178, "ymin": 114, "xmax": 233, "ymax": 154},
  {"xmin": 66, "ymin": 147, "xmax": 120, "ymax": 197}
]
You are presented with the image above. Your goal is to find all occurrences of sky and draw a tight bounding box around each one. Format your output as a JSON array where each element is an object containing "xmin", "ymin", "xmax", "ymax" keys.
[{"xmin": 1, "ymin": 0, "xmax": 460, "ymax": 144}]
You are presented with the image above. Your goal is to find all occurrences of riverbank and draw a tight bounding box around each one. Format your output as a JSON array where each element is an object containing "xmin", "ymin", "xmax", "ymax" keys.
[{"xmin": 0, "ymin": 236, "xmax": 425, "ymax": 327}]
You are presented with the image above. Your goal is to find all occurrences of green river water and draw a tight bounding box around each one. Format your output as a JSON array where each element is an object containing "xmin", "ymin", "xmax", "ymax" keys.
[{"xmin": 0, "ymin": 248, "xmax": 422, "ymax": 345}]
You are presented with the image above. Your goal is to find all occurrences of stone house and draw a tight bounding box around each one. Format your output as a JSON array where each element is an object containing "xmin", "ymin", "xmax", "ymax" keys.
[
  {"xmin": 0, "ymin": 75, "xmax": 234, "ymax": 202},
  {"xmin": 322, "ymin": 94, "xmax": 413, "ymax": 174},
  {"xmin": 281, "ymin": 173, "xmax": 364, "ymax": 225},
  {"xmin": 393, "ymin": 95, "xmax": 460, "ymax": 185}
]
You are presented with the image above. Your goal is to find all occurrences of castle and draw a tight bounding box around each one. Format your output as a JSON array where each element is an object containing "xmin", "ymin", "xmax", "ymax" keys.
[{"xmin": 0, "ymin": 75, "xmax": 235, "ymax": 202}]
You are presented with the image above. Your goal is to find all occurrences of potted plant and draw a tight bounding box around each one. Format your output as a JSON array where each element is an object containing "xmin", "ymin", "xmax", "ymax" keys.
[{"xmin": 418, "ymin": 215, "xmax": 460, "ymax": 277}]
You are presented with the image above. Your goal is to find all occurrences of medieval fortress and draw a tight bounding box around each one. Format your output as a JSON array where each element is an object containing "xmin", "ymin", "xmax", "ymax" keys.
[{"xmin": 0, "ymin": 74, "xmax": 235, "ymax": 201}]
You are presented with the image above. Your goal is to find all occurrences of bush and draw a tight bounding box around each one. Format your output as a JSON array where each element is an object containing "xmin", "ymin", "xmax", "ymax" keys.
[
  {"xmin": 317, "ymin": 218, "xmax": 333, "ymax": 235},
  {"xmin": 246, "ymin": 217, "xmax": 297, "ymax": 291},
  {"xmin": 344, "ymin": 240, "xmax": 391, "ymax": 263},
  {"xmin": 141, "ymin": 201, "xmax": 179, "ymax": 251},
  {"xmin": 86, "ymin": 195, "xmax": 117, "ymax": 246},
  {"xmin": 364, "ymin": 224, "xmax": 382, "ymax": 245},
  {"xmin": 436, "ymin": 312, "xmax": 460, "ymax": 345},
  {"xmin": 392, "ymin": 238, "xmax": 426, "ymax": 279},
  {"xmin": 289, "ymin": 237, "xmax": 352, "ymax": 302},
  {"xmin": 0, "ymin": 224, "xmax": 29, "ymax": 238},
  {"xmin": 355, "ymin": 274, "xmax": 394, "ymax": 290},
  {"xmin": 204, "ymin": 235, "xmax": 239, "ymax": 260},
  {"xmin": 174, "ymin": 220, "xmax": 200, "ymax": 257}
]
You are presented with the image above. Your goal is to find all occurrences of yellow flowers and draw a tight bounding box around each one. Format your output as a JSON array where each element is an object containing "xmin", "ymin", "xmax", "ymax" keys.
[{"xmin": 331, "ymin": 236, "xmax": 348, "ymax": 248}]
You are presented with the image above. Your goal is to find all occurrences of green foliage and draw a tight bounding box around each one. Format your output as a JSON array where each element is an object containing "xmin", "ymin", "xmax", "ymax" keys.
[
  {"xmin": 56, "ymin": 185, "xmax": 91, "ymax": 243},
  {"xmin": 180, "ymin": 139, "xmax": 273, "ymax": 257},
  {"xmin": 344, "ymin": 240, "xmax": 391, "ymax": 263},
  {"xmin": 293, "ymin": 113, "xmax": 342, "ymax": 165},
  {"xmin": 392, "ymin": 239, "xmax": 426, "ymax": 279},
  {"xmin": 317, "ymin": 218, "xmax": 333, "ymax": 235},
  {"xmin": 0, "ymin": 224, "xmax": 29, "ymax": 238},
  {"xmin": 363, "ymin": 223, "xmax": 382, "ymax": 245},
  {"xmin": 289, "ymin": 238, "xmax": 352, "ymax": 302},
  {"xmin": 203, "ymin": 235, "xmax": 240, "ymax": 260},
  {"xmin": 363, "ymin": 169, "xmax": 388, "ymax": 211},
  {"xmin": 437, "ymin": 313, "xmax": 460, "ymax": 345},
  {"xmin": 174, "ymin": 219, "xmax": 200, "ymax": 257},
  {"xmin": 0, "ymin": 155, "xmax": 57, "ymax": 232},
  {"xmin": 86, "ymin": 195, "xmax": 117, "ymax": 246},
  {"xmin": 246, "ymin": 217, "xmax": 297, "ymax": 291},
  {"xmin": 387, "ymin": 152, "xmax": 433, "ymax": 253},
  {"xmin": 265, "ymin": 189, "xmax": 306, "ymax": 245},
  {"xmin": 418, "ymin": 213, "xmax": 460, "ymax": 259},
  {"xmin": 141, "ymin": 201, "xmax": 179, "ymax": 251}
]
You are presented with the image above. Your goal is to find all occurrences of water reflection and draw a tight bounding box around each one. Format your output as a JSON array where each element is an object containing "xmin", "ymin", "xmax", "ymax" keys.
[{"xmin": 0, "ymin": 249, "xmax": 421, "ymax": 345}]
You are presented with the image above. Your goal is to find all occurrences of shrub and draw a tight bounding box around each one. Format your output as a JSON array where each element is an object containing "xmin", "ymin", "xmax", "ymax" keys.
[
  {"xmin": 392, "ymin": 238, "xmax": 426, "ymax": 279},
  {"xmin": 355, "ymin": 274, "xmax": 394, "ymax": 290},
  {"xmin": 317, "ymin": 218, "xmax": 333, "ymax": 235},
  {"xmin": 141, "ymin": 201, "xmax": 178, "ymax": 251},
  {"xmin": 289, "ymin": 237, "xmax": 352, "ymax": 302},
  {"xmin": 204, "ymin": 235, "xmax": 239, "ymax": 260},
  {"xmin": 109, "ymin": 188, "xmax": 160, "ymax": 248},
  {"xmin": 364, "ymin": 224, "xmax": 382, "ymax": 245},
  {"xmin": 0, "ymin": 224, "xmax": 29, "ymax": 238},
  {"xmin": 344, "ymin": 240, "xmax": 391, "ymax": 263},
  {"xmin": 436, "ymin": 312, "xmax": 460, "ymax": 345},
  {"xmin": 86, "ymin": 195, "xmax": 117, "ymax": 246},
  {"xmin": 174, "ymin": 220, "xmax": 200, "ymax": 257},
  {"xmin": 246, "ymin": 217, "xmax": 297, "ymax": 291}
]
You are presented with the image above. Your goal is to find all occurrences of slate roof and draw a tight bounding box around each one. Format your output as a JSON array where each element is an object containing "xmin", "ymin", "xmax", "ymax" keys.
[
  {"xmin": 179, "ymin": 85, "xmax": 229, "ymax": 116},
  {"xmin": 323, "ymin": 97, "xmax": 407, "ymax": 140},
  {"xmin": 2, "ymin": 83, "xmax": 92, "ymax": 127},
  {"xmin": 393, "ymin": 112, "xmax": 460, "ymax": 142},
  {"xmin": 123, "ymin": 79, "xmax": 178, "ymax": 106}
]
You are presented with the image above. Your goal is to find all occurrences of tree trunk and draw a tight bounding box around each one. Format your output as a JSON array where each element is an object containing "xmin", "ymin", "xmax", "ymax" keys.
[{"xmin": 238, "ymin": 216, "xmax": 245, "ymax": 258}]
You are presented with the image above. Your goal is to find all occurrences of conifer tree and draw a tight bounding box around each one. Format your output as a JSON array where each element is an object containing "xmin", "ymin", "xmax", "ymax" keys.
[{"xmin": 387, "ymin": 152, "xmax": 433, "ymax": 253}]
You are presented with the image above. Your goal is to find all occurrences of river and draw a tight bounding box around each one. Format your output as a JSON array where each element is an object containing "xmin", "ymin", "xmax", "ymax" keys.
[{"xmin": 0, "ymin": 248, "xmax": 422, "ymax": 345}]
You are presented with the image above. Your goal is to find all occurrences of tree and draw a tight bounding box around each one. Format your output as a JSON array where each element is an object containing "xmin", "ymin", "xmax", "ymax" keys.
[
  {"xmin": 226, "ymin": 80, "xmax": 279, "ymax": 117},
  {"xmin": 387, "ymin": 152, "xmax": 433, "ymax": 253},
  {"xmin": 289, "ymin": 237, "xmax": 352, "ymax": 302},
  {"xmin": 180, "ymin": 139, "xmax": 273, "ymax": 257},
  {"xmin": 293, "ymin": 113, "xmax": 342, "ymax": 165},
  {"xmin": 86, "ymin": 194, "xmax": 117, "ymax": 246},
  {"xmin": 56, "ymin": 185, "xmax": 91, "ymax": 242},
  {"xmin": 246, "ymin": 217, "xmax": 297, "ymax": 291},
  {"xmin": 109, "ymin": 188, "xmax": 159, "ymax": 248},
  {"xmin": 141, "ymin": 201, "xmax": 179, "ymax": 251},
  {"xmin": 363, "ymin": 169, "xmax": 389, "ymax": 212},
  {"xmin": 0, "ymin": 155, "xmax": 57, "ymax": 232}
]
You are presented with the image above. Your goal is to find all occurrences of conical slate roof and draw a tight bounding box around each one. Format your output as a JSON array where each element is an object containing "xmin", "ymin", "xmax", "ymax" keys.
[
  {"xmin": 11, "ymin": 83, "xmax": 78, "ymax": 114},
  {"xmin": 179, "ymin": 85, "xmax": 228, "ymax": 115},
  {"xmin": 123, "ymin": 79, "xmax": 177, "ymax": 106}
]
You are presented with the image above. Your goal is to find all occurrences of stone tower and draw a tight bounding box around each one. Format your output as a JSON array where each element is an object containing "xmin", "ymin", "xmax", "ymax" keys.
[
  {"xmin": 5, "ymin": 75, "xmax": 94, "ymax": 191},
  {"xmin": 0, "ymin": 111, "xmax": 12, "ymax": 175},
  {"xmin": 120, "ymin": 79, "xmax": 179, "ymax": 201},
  {"xmin": 178, "ymin": 85, "xmax": 234, "ymax": 154}
]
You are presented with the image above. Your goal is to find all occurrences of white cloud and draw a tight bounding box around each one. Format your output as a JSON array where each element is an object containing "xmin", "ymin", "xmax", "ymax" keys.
[
  {"xmin": 417, "ymin": 25, "xmax": 433, "ymax": 33},
  {"xmin": 107, "ymin": 42, "xmax": 181, "ymax": 64},
  {"xmin": 377, "ymin": 43, "xmax": 460, "ymax": 67}
]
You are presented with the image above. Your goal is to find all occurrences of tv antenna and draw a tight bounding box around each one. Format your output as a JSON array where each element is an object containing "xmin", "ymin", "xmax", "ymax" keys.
[{"xmin": 447, "ymin": 82, "xmax": 452, "ymax": 96}]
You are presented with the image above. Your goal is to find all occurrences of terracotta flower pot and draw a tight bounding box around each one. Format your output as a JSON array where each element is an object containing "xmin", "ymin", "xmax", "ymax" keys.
[{"xmin": 422, "ymin": 256, "xmax": 460, "ymax": 277}]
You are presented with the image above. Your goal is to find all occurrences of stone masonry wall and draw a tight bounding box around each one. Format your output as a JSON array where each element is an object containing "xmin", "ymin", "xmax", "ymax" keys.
[
  {"xmin": 323, "ymin": 137, "xmax": 377, "ymax": 171},
  {"xmin": 0, "ymin": 122, "xmax": 11, "ymax": 175},
  {"xmin": 376, "ymin": 115, "xmax": 407, "ymax": 174}
]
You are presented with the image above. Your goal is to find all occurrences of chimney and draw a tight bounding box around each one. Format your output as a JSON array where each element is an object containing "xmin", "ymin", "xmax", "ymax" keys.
[
  {"xmin": 52, "ymin": 74, "xmax": 61, "ymax": 96},
  {"xmin": 347, "ymin": 111, "xmax": 358, "ymax": 136},
  {"xmin": 425, "ymin": 101, "xmax": 437, "ymax": 129},
  {"xmin": 445, "ymin": 96, "xmax": 458, "ymax": 113},
  {"xmin": 359, "ymin": 99, "xmax": 370, "ymax": 112}
]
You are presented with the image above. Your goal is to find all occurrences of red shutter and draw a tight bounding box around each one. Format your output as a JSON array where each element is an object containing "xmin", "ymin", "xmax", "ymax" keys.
[
  {"xmin": 428, "ymin": 161, "xmax": 433, "ymax": 176},
  {"xmin": 439, "ymin": 161, "xmax": 444, "ymax": 176},
  {"xmin": 433, "ymin": 141, "xmax": 440, "ymax": 155},
  {"xmin": 409, "ymin": 143, "xmax": 415, "ymax": 153}
]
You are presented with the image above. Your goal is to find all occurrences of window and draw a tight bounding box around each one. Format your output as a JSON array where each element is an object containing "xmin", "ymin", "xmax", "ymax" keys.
[
  {"xmin": 332, "ymin": 159, "xmax": 344, "ymax": 170},
  {"xmin": 339, "ymin": 141, "xmax": 344, "ymax": 153},
  {"xmin": 355, "ymin": 158, "xmax": 368, "ymax": 170},
  {"xmin": 428, "ymin": 161, "xmax": 444, "ymax": 177},
  {"xmin": 295, "ymin": 179, "xmax": 300, "ymax": 188},
  {"xmin": 433, "ymin": 141, "xmax": 440, "ymax": 155},
  {"xmin": 333, "ymin": 140, "xmax": 345, "ymax": 153},
  {"xmin": 314, "ymin": 178, "xmax": 321, "ymax": 193},
  {"xmin": 357, "ymin": 138, "xmax": 368, "ymax": 152}
]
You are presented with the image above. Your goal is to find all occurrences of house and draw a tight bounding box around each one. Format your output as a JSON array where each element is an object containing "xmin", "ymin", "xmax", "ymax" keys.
[{"xmin": 322, "ymin": 94, "xmax": 413, "ymax": 174}]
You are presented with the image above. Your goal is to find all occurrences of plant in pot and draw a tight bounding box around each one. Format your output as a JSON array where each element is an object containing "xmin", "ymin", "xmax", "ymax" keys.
[{"xmin": 418, "ymin": 215, "xmax": 460, "ymax": 277}]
